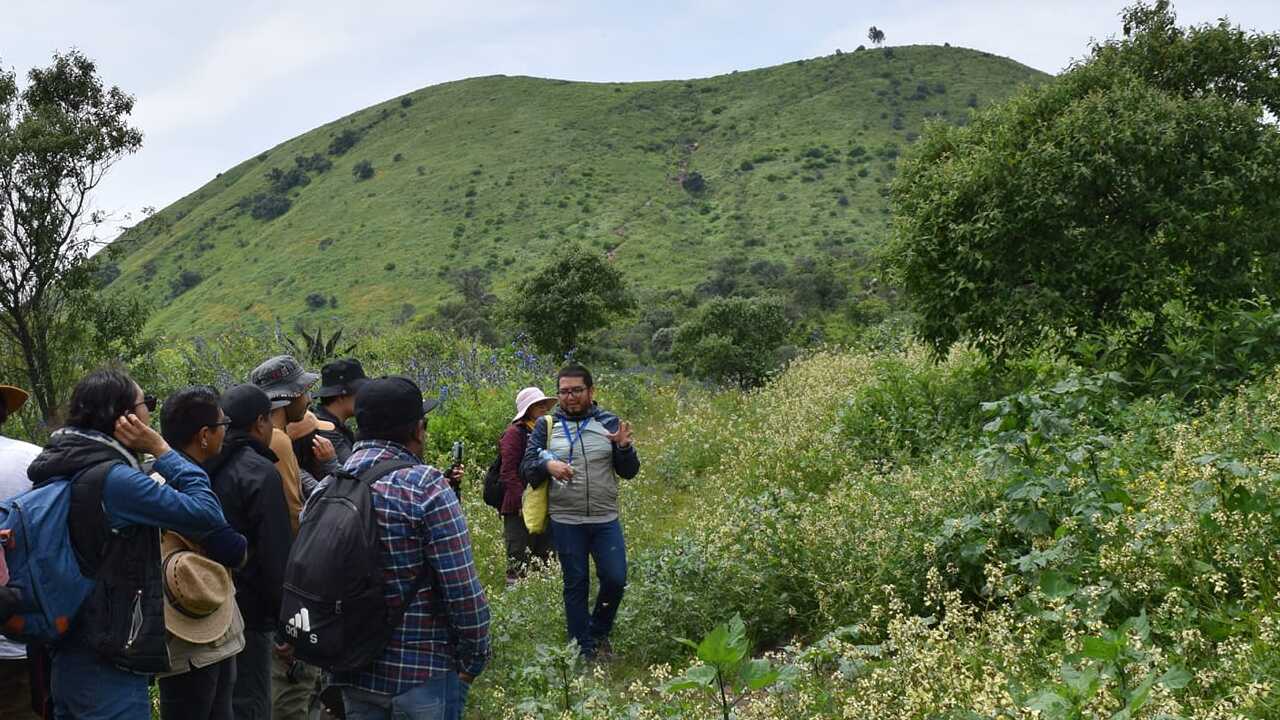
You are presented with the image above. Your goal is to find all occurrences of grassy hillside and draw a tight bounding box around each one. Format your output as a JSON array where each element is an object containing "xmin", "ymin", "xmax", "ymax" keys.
[{"xmin": 107, "ymin": 45, "xmax": 1047, "ymax": 337}]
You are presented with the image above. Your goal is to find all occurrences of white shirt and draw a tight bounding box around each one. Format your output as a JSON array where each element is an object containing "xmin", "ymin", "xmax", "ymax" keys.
[{"xmin": 0, "ymin": 433, "xmax": 42, "ymax": 659}]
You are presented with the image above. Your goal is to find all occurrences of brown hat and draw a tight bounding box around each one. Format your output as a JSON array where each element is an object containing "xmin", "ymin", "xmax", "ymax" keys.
[
  {"xmin": 286, "ymin": 411, "xmax": 336, "ymax": 441},
  {"xmin": 0, "ymin": 385, "xmax": 29, "ymax": 414},
  {"xmin": 161, "ymin": 532, "xmax": 236, "ymax": 644}
]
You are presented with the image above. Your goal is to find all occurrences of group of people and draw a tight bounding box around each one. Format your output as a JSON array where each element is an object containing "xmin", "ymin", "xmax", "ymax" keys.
[{"xmin": 0, "ymin": 355, "xmax": 640, "ymax": 720}]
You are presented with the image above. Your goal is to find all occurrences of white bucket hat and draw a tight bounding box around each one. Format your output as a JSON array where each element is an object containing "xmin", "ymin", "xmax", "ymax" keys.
[{"xmin": 512, "ymin": 387, "xmax": 554, "ymax": 423}]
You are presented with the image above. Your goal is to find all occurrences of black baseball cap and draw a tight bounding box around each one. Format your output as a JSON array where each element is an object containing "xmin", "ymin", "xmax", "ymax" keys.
[
  {"xmin": 315, "ymin": 359, "xmax": 369, "ymax": 399},
  {"xmin": 354, "ymin": 376, "xmax": 439, "ymax": 433},
  {"xmin": 220, "ymin": 384, "xmax": 273, "ymax": 430}
]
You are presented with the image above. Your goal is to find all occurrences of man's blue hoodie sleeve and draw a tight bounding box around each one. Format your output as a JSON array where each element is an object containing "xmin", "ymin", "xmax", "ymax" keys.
[{"xmin": 102, "ymin": 450, "xmax": 230, "ymax": 538}]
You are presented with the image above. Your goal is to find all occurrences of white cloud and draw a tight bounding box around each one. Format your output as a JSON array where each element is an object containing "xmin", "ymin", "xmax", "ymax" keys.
[{"xmin": 134, "ymin": 9, "xmax": 355, "ymax": 136}]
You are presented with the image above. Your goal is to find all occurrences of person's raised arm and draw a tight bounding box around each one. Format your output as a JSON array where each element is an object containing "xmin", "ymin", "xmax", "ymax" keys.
[
  {"xmin": 605, "ymin": 417, "xmax": 640, "ymax": 480},
  {"xmin": 102, "ymin": 452, "xmax": 228, "ymax": 537}
]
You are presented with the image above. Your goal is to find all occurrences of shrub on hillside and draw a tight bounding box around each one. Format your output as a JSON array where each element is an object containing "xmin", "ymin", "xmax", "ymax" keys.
[
  {"xmin": 327, "ymin": 128, "xmax": 361, "ymax": 156},
  {"xmin": 352, "ymin": 160, "xmax": 374, "ymax": 181},
  {"xmin": 295, "ymin": 153, "xmax": 332, "ymax": 173},
  {"xmin": 506, "ymin": 245, "xmax": 635, "ymax": 356},
  {"xmin": 671, "ymin": 296, "xmax": 789, "ymax": 388},
  {"xmin": 238, "ymin": 192, "xmax": 291, "ymax": 220},
  {"xmin": 168, "ymin": 270, "xmax": 203, "ymax": 299},
  {"xmin": 266, "ymin": 166, "xmax": 310, "ymax": 194},
  {"xmin": 681, "ymin": 171, "xmax": 706, "ymax": 193},
  {"xmin": 305, "ymin": 293, "xmax": 327, "ymax": 310}
]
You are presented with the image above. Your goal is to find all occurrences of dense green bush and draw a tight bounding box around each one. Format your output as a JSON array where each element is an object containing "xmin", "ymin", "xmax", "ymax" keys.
[
  {"xmin": 327, "ymin": 128, "xmax": 361, "ymax": 156},
  {"xmin": 671, "ymin": 296, "xmax": 789, "ymax": 388},
  {"xmin": 238, "ymin": 192, "xmax": 291, "ymax": 220},
  {"xmin": 266, "ymin": 166, "xmax": 310, "ymax": 194},
  {"xmin": 889, "ymin": 2, "xmax": 1280, "ymax": 365},
  {"xmin": 168, "ymin": 270, "xmax": 203, "ymax": 299}
]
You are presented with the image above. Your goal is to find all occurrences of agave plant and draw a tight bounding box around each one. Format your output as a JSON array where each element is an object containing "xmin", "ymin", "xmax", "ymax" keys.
[{"xmin": 277, "ymin": 320, "xmax": 357, "ymax": 364}]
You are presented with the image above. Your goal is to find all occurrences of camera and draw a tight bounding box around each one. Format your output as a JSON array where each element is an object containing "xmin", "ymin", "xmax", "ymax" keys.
[{"xmin": 450, "ymin": 441, "xmax": 464, "ymax": 466}]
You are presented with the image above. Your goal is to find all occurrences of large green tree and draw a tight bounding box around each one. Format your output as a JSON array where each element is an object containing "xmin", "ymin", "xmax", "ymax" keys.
[
  {"xmin": 887, "ymin": 1, "xmax": 1280, "ymax": 364},
  {"xmin": 0, "ymin": 50, "xmax": 144, "ymax": 420},
  {"xmin": 672, "ymin": 296, "xmax": 790, "ymax": 388},
  {"xmin": 508, "ymin": 245, "xmax": 635, "ymax": 357}
]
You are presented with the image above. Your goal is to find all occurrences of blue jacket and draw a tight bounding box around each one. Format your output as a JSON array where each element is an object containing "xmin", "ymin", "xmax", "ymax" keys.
[{"xmin": 27, "ymin": 428, "xmax": 241, "ymax": 673}]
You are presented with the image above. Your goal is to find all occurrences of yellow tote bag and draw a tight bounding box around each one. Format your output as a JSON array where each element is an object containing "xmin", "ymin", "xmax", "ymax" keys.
[{"xmin": 522, "ymin": 415, "xmax": 556, "ymax": 534}]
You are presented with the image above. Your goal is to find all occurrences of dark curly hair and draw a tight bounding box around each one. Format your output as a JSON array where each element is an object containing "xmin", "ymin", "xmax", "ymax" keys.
[{"xmin": 65, "ymin": 368, "xmax": 139, "ymax": 435}]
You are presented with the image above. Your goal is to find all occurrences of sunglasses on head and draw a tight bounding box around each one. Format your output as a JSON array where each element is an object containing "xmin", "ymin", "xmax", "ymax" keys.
[{"xmin": 134, "ymin": 394, "xmax": 158, "ymax": 413}]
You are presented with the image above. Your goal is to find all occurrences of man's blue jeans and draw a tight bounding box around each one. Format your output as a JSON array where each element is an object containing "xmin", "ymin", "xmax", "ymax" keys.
[
  {"xmin": 341, "ymin": 673, "xmax": 469, "ymax": 720},
  {"xmin": 51, "ymin": 641, "xmax": 149, "ymax": 720},
  {"xmin": 550, "ymin": 518, "xmax": 627, "ymax": 657}
]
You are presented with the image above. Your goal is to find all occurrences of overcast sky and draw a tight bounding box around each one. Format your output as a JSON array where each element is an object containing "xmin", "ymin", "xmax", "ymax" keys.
[{"xmin": 4, "ymin": 0, "xmax": 1279, "ymax": 238}]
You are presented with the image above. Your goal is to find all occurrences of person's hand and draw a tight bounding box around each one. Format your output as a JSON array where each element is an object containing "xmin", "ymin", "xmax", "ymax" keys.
[
  {"xmin": 445, "ymin": 464, "xmax": 465, "ymax": 482},
  {"xmin": 273, "ymin": 641, "xmax": 294, "ymax": 661},
  {"xmin": 606, "ymin": 421, "xmax": 633, "ymax": 449},
  {"xmin": 115, "ymin": 414, "xmax": 170, "ymax": 457},
  {"xmin": 459, "ymin": 671, "xmax": 475, "ymax": 686},
  {"xmin": 547, "ymin": 460, "xmax": 574, "ymax": 481},
  {"xmin": 312, "ymin": 435, "xmax": 336, "ymax": 462}
]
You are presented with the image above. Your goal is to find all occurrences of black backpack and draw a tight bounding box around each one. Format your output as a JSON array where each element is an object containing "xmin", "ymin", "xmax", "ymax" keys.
[
  {"xmin": 482, "ymin": 450, "xmax": 504, "ymax": 510},
  {"xmin": 482, "ymin": 426, "xmax": 528, "ymax": 510},
  {"xmin": 278, "ymin": 460, "xmax": 417, "ymax": 672}
]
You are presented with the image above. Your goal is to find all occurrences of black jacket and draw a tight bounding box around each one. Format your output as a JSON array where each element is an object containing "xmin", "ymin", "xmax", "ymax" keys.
[
  {"xmin": 314, "ymin": 405, "xmax": 354, "ymax": 463},
  {"xmin": 27, "ymin": 429, "xmax": 169, "ymax": 673},
  {"xmin": 204, "ymin": 431, "xmax": 294, "ymax": 631}
]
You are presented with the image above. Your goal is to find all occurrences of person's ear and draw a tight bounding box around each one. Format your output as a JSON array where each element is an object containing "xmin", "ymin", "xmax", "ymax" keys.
[{"xmin": 414, "ymin": 420, "xmax": 426, "ymax": 445}]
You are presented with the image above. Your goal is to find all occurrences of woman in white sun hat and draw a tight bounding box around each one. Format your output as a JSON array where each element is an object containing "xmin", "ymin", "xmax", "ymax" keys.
[{"xmin": 497, "ymin": 387, "xmax": 557, "ymax": 585}]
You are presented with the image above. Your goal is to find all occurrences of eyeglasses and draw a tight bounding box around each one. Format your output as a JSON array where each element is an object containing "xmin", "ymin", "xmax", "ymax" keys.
[
  {"xmin": 556, "ymin": 386, "xmax": 589, "ymax": 398},
  {"xmin": 135, "ymin": 395, "xmax": 158, "ymax": 413},
  {"xmin": 205, "ymin": 419, "xmax": 233, "ymax": 430}
]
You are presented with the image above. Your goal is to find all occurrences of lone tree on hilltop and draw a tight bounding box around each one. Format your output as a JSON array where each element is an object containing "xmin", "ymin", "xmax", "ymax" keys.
[
  {"xmin": 868, "ymin": 26, "xmax": 886, "ymax": 46},
  {"xmin": 888, "ymin": 0, "xmax": 1280, "ymax": 371},
  {"xmin": 0, "ymin": 50, "xmax": 145, "ymax": 421}
]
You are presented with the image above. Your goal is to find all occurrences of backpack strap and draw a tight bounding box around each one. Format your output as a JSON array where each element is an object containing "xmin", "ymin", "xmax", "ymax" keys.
[
  {"xmin": 67, "ymin": 460, "xmax": 121, "ymax": 578},
  {"xmin": 542, "ymin": 415, "xmax": 554, "ymax": 450}
]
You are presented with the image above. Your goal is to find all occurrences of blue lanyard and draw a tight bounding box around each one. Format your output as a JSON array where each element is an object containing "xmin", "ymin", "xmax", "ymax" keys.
[{"xmin": 558, "ymin": 417, "xmax": 588, "ymax": 463}]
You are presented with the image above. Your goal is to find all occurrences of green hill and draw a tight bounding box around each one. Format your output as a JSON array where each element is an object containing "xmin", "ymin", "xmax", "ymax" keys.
[{"xmin": 107, "ymin": 45, "xmax": 1048, "ymax": 337}]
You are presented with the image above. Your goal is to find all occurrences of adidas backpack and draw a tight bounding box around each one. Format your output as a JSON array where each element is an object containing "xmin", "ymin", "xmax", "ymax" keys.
[
  {"xmin": 0, "ymin": 464, "xmax": 109, "ymax": 644},
  {"xmin": 278, "ymin": 460, "xmax": 419, "ymax": 672}
]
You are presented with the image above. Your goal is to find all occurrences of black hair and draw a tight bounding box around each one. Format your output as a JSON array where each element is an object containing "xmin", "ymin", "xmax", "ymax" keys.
[
  {"xmin": 65, "ymin": 368, "xmax": 140, "ymax": 435},
  {"xmin": 160, "ymin": 386, "xmax": 222, "ymax": 448},
  {"xmin": 356, "ymin": 420, "xmax": 421, "ymax": 447},
  {"xmin": 556, "ymin": 363, "xmax": 594, "ymax": 388}
]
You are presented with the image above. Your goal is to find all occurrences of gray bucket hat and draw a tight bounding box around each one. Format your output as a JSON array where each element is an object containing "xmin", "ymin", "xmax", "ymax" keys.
[{"xmin": 249, "ymin": 355, "xmax": 319, "ymax": 409}]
